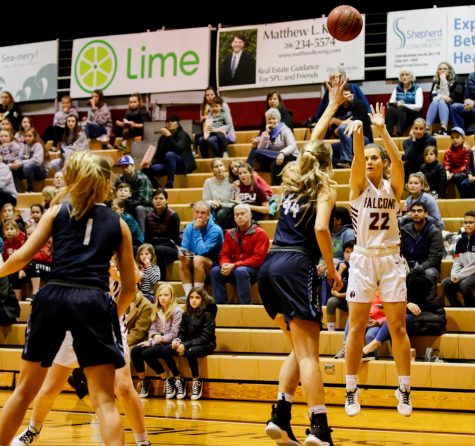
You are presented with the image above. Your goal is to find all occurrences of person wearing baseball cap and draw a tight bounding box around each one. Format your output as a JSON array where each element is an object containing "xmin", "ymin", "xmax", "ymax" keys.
[
  {"xmin": 444, "ymin": 126, "xmax": 470, "ymax": 198},
  {"xmin": 141, "ymin": 114, "xmax": 196, "ymax": 188},
  {"xmin": 114, "ymin": 155, "xmax": 153, "ymax": 233}
]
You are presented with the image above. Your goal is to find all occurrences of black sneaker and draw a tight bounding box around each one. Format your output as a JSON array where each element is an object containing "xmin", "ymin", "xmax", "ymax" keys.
[
  {"xmin": 175, "ymin": 377, "xmax": 186, "ymax": 400},
  {"xmin": 68, "ymin": 368, "xmax": 89, "ymax": 399},
  {"xmin": 191, "ymin": 379, "xmax": 203, "ymax": 400},
  {"xmin": 165, "ymin": 377, "xmax": 176, "ymax": 399},
  {"xmin": 138, "ymin": 377, "xmax": 151, "ymax": 398},
  {"xmin": 305, "ymin": 413, "xmax": 333, "ymax": 446},
  {"xmin": 265, "ymin": 400, "xmax": 301, "ymax": 445}
]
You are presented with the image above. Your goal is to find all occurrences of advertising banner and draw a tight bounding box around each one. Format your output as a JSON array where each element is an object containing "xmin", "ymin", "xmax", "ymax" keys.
[
  {"xmin": 387, "ymin": 6, "xmax": 475, "ymax": 78},
  {"xmin": 0, "ymin": 40, "xmax": 57, "ymax": 102},
  {"xmin": 217, "ymin": 18, "xmax": 365, "ymax": 90},
  {"xmin": 70, "ymin": 28, "xmax": 210, "ymax": 97}
]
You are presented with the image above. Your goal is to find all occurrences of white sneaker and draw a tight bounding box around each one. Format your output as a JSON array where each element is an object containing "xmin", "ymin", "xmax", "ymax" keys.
[
  {"xmin": 12, "ymin": 426, "xmax": 40, "ymax": 445},
  {"xmin": 395, "ymin": 387, "xmax": 412, "ymax": 416},
  {"xmin": 345, "ymin": 387, "xmax": 361, "ymax": 417}
]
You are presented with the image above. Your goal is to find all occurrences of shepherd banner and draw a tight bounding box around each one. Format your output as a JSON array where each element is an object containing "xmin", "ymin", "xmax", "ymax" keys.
[
  {"xmin": 387, "ymin": 5, "xmax": 475, "ymax": 78},
  {"xmin": 0, "ymin": 41, "xmax": 57, "ymax": 102},
  {"xmin": 217, "ymin": 18, "xmax": 365, "ymax": 90},
  {"xmin": 70, "ymin": 28, "xmax": 211, "ymax": 97}
]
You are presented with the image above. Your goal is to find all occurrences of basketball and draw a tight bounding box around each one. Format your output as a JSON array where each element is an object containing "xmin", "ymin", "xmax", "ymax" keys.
[{"xmin": 327, "ymin": 5, "xmax": 363, "ymax": 42}]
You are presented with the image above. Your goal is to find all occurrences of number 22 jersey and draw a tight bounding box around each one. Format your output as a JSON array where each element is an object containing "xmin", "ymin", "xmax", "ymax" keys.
[{"xmin": 350, "ymin": 178, "xmax": 400, "ymax": 249}]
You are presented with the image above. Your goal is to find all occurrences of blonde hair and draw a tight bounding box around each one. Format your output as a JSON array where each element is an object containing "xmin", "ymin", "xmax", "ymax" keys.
[
  {"xmin": 281, "ymin": 140, "xmax": 336, "ymax": 223},
  {"xmin": 408, "ymin": 172, "xmax": 430, "ymax": 192},
  {"xmin": 51, "ymin": 151, "xmax": 112, "ymax": 220},
  {"xmin": 153, "ymin": 283, "xmax": 179, "ymax": 322}
]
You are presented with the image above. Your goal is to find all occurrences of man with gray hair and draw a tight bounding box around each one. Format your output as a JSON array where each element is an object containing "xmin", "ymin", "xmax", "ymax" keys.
[
  {"xmin": 210, "ymin": 204, "xmax": 269, "ymax": 304},
  {"xmin": 179, "ymin": 201, "xmax": 223, "ymax": 298}
]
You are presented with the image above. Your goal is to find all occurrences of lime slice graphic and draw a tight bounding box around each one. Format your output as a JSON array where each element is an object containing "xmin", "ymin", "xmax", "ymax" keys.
[{"xmin": 74, "ymin": 40, "xmax": 117, "ymax": 94}]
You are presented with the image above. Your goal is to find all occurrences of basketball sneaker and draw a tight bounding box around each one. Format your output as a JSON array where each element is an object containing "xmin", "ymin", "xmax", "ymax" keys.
[
  {"xmin": 395, "ymin": 387, "xmax": 413, "ymax": 416},
  {"xmin": 265, "ymin": 399, "xmax": 301, "ymax": 445},
  {"xmin": 12, "ymin": 426, "xmax": 40, "ymax": 445},
  {"xmin": 345, "ymin": 387, "xmax": 361, "ymax": 416},
  {"xmin": 304, "ymin": 413, "xmax": 333, "ymax": 446}
]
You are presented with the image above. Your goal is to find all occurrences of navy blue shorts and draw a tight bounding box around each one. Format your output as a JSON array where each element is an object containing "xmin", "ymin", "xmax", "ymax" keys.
[
  {"xmin": 258, "ymin": 250, "xmax": 322, "ymax": 325},
  {"xmin": 23, "ymin": 283, "xmax": 125, "ymax": 368}
]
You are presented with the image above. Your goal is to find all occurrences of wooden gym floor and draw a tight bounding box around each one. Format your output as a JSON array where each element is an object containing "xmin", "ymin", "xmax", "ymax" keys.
[{"xmin": 1, "ymin": 391, "xmax": 475, "ymax": 445}]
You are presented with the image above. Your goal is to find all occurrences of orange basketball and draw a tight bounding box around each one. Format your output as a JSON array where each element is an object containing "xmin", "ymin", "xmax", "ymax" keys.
[{"xmin": 327, "ymin": 5, "xmax": 363, "ymax": 42}]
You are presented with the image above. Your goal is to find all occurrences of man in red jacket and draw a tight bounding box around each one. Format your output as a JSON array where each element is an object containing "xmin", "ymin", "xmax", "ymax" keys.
[{"xmin": 210, "ymin": 204, "xmax": 269, "ymax": 304}]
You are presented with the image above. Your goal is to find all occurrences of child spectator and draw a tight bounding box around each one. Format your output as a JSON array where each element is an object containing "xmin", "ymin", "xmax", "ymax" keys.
[
  {"xmin": 26, "ymin": 203, "xmax": 44, "ymax": 227},
  {"xmin": 166, "ymin": 287, "xmax": 217, "ymax": 400},
  {"xmin": 50, "ymin": 115, "xmax": 87, "ymax": 173},
  {"xmin": 444, "ymin": 127, "xmax": 471, "ymax": 197},
  {"xmin": 25, "ymin": 222, "xmax": 53, "ymax": 295},
  {"xmin": 402, "ymin": 118, "xmax": 436, "ymax": 182},
  {"xmin": 197, "ymin": 97, "xmax": 235, "ymax": 158},
  {"xmin": 0, "ymin": 202, "xmax": 25, "ymax": 234},
  {"xmin": 2, "ymin": 221, "xmax": 26, "ymax": 300},
  {"xmin": 0, "ymin": 128, "xmax": 22, "ymax": 167},
  {"xmin": 130, "ymin": 283, "xmax": 183, "ymax": 398},
  {"xmin": 442, "ymin": 210, "xmax": 475, "ymax": 307},
  {"xmin": 10, "ymin": 128, "xmax": 47, "ymax": 192},
  {"xmin": 400, "ymin": 172, "xmax": 444, "ymax": 229},
  {"xmin": 461, "ymin": 146, "xmax": 475, "ymax": 198},
  {"xmin": 326, "ymin": 241, "xmax": 353, "ymax": 332},
  {"xmin": 52, "ymin": 95, "xmax": 79, "ymax": 147},
  {"xmin": 111, "ymin": 198, "xmax": 144, "ymax": 251},
  {"xmin": 84, "ymin": 89, "xmax": 112, "ymax": 145},
  {"xmin": 41, "ymin": 185, "xmax": 58, "ymax": 209},
  {"xmin": 420, "ymin": 146, "xmax": 447, "ymax": 198},
  {"xmin": 112, "ymin": 93, "xmax": 150, "ymax": 149},
  {"xmin": 136, "ymin": 243, "xmax": 161, "ymax": 303},
  {"xmin": 116, "ymin": 182, "xmax": 133, "ymax": 201},
  {"xmin": 14, "ymin": 116, "xmax": 33, "ymax": 143}
]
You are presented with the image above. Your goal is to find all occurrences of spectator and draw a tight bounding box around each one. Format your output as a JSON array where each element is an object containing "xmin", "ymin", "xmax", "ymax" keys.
[
  {"xmin": 111, "ymin": 198, "xmax": 144, "ymax": 251},
  {"xmin": 179, "ymin": 202, "xmax": 223, "ymax": 298},
  {"xmin": 51, "ymin": 96, "xmax": 79, "ymax": 147},
  {"xmin": 386, "ymin": 69, "xmax": 423, "ymax": 136},
  {"xmin": 126, "ymin": 290, "xmax": 153, "ymax": 349},
  {"xmin": 420, "ymin": 146, "xmax": 447, "ymax": 199},
  {"xmin": 443, "ymin": 127, "xmax": 471, "ymax": 198},
  {"xmin": 141, "ymin": 114, "xmax": 196, "ymax": 188},
  {"xmin": 426, "ymin": 61, "xmax": 465, "ymax": 135},
  {"xmin": 111, "ymin": 93, "xmax": 150, "ymax": 149},
  {"xmin": 0, "ymin": 91, "xmax": 22, "ymax": 131},
  {"xmin": 144, "ymin": 188, "xmax": 180, "ymax": 281},
  {"xmin": 14, "ymin": 116, "xmax": 33, "ymax": 144},
  {"xmin": 83, "ymin": 89, "xmax": 112, "ymax": 144},
  {"xmin": 442, "ymin": 210, "xmax": 475, "ymax": 307},
  {"xmin": 136, "ymin": 243, "xmax": 161, "ymax": 303},
  {"xmin": 203, "ymin": 158, "xmax": 234, "ymax": 230},
  {"xmin": 0, "ymin": 162, "xmax": 18, "ymax": 209},
  {"xmin": 451, "ymin": 61, "xmax": 475, "ymax": 133},
  {"xmin": 402, "ymin": 118, "xmax": 436, "ymax": 182},
  {"xmin": 114, "ymin": 155, "xmax": 154, "ymax": 234},
  {"xmin": 248, "ymin": 108, "xmax": 298, "ymax": 185},
  {"xmin": 312, "ymin": 67, "xmax": 370, "ymax": 123},
  {"xmin": 400, "ymin": 202, "xmax": 445, "ymax": 304},
  {"xmin": 211, "ymin": 204, "xmax": 269, "ymax": 304}
]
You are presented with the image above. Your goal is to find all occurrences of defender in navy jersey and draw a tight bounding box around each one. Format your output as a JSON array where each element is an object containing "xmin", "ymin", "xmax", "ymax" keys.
[
  {"xmin": 259, "ymin": 77, "xmax": 346, "ymax": 446},
  {"xmin": 0, "ymin": 151, "xmax": 136, "ymax": 446},
  {"xmin": 343, "ymin": 104, "xmax": 412, "ymax": 420}
]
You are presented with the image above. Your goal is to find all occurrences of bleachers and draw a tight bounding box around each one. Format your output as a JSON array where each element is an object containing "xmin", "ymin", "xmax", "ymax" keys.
[{"xmin": 4, "ymin": 130, "xmax": 475, "ymax": 412}]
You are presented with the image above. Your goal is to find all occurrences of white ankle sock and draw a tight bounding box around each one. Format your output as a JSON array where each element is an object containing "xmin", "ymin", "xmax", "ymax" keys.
[
  {"xmin": 345, "ymin": 375, "xmax": 358, "ymax": 391},
  {"xmin": 327, "ymin": 322, "xmax": 335, "ymax": 331},
  {"xmin": 278, "ymin": 392, "xmax": 293, "ymax": 403}
]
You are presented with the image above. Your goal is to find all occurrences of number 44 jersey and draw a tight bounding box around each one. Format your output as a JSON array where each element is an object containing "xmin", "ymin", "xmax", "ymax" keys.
[{"xmin": 350, "ymin": 178, "xmax": 401, "ymax": 249}]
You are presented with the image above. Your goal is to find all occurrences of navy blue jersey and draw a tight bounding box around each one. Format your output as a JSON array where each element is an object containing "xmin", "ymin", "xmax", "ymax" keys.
[
  {"xmin": 50, "ymin": 203, "xmax": 122, "ymax": 291},
  {"xmin": 273, "ymin": 193, "xmax": 320, "ymax": 260}
]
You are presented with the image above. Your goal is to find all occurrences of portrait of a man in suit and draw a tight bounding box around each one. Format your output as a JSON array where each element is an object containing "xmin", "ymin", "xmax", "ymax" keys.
[{"xmin": 220, "ymin": 32, "xmax": 256, "ymax": 87}]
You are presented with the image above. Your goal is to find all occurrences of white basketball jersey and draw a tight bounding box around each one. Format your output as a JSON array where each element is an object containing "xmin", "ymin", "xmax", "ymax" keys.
[{"xmin": 350, "ymin": 178, "xmax": 400, "ymax": 249}]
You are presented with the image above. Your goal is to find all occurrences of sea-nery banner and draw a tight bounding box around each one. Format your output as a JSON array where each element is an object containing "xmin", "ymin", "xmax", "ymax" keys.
[
  {"xmin": 387, "ymin": 5, "xmax": 475, "ymax": 78},
  {"xmin": 70, "ymin": 28, "xmax": 210, "ymax": 97},
  {"xmin": 0, "ymin": 41, "xmax": 57, "ymax": 102},
  {"xmin": 217, "ymin": 18, "xmax": 365, "ymax": 90}
]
